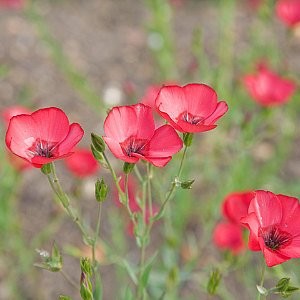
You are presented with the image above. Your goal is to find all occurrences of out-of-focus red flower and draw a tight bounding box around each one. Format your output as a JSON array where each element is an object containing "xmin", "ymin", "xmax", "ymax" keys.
[
  {"xmin": 103, "ymin": 103, "xmax": 183, "ymax": 167},
  {"xmin": 141, "ymin": 82, "xmax": 176, "ymax": 110},
  {"xmin": 65, "ymin": 148, "xmax": 98, "ymax": 178},
  {"xmin": 114, "ymin": 174, "xmax": 140, "ymax": 213},
  {"xmin": 243, "ymin": 64, "xmax": 296, "ymax": 106},
  {"xmin": 2, "ymin": 106, "xmax": 31, "ymax": 126},
  {"xmin": 276, "ymin": 0, "xmax": 300, "ymax": 28},
  {"xmin": 0, "ymin": 0, "xmax": 24, "ymax": 8},
  {"xmin": 222, "ymin": 191, "xmax": 254, "ymax": 224},
  {"xmin": 5, "ymin": 107, "xmax": 84, "ymax": 168},
  {"xmin": 155, "ymin": 83, "xmax": 228, "ymax": 133},
  {"xmin": 213, "ymin": 221, "xmax": 244, "ymax": 254},
  {"xmin": 241, "ymin": 190, "xmax": 300, "ymax": 267}
]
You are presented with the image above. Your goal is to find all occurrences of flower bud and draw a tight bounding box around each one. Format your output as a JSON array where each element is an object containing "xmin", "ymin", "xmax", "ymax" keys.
[
  {"xmin": 41, "ymin": 163, "xmax": 52, "ymax": 175},
  {"xmin": 123, "ymin": 162, "xmax": 135, "ymax": 174},
  {"xmin": 91, "ymin": 133, "xmax": 105, "ymax": 153},
  {"xmin": 95, "ymin": 179, "xmax": 109, "ymax": 202},
  {"xmin": 180, "ymin": 179, "xmax": 195, "ymax": 189},
  {"xmin": 80, "ymin": 258, "xmax": 93, "ymax": 300},
  {"xmin": 207, "ymin": 269, "xmax": 222, "ymax": 295}
]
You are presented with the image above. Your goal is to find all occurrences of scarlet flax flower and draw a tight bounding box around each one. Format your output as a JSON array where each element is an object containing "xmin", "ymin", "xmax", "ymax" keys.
[
  {"xmin": 243, "ymin": 64, "xmax": 296, "ymax": 106},
  {"xmin": 65, "ymin": 148, "xmax": 98, "ymax": 178},
  {"xmin": 103, "ymin": 103, "xmax": 183, "ymax": 167},
  {"xmin": 213, "ymin": 221, "xmax": 244, "ymax": 254},
  {"xmin": 5, "ymin": 107, "xmax": 84, "ymax": 168},
  {"xmin": 276, "ymin": 0, "xmax": 300, "ymax": 28},
  {"xmin": 155, "ymin": 83, "xmax": 228, "ymax": 133},
  {"xmin": 241, "ymin": 190, "xmax": 300, "ymax": 267}
]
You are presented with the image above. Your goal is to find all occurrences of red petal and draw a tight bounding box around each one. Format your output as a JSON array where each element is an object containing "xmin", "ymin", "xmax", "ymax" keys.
[
  {"xmin": 241, "ymin": 212, "xmax": 261, "ymax": 251},
  {"xmin": 156, "ymin": 85, "xmax": 187, "ymax": 121},
  {"xmin": 145, "ymin": 125, "xmax": 183, "ymax": 158},
  {"xmin": 252, "ymin": 190, "xmax": 282, "ymax": 227},
  {"xmin": 262, "ymin": 247, "xmax": 290, "ymax": 267},
  {"xmin": 5, "ymin": 114, "xmax": 37, "ymax": 158},
  {"xmin": 183, "ymin": 83, "xmax": 218, "ymax": 117},
  {"xmin": 204, "ymin": 101, "xmax": 228, "ymax": 125},
  {"xmin": 104, "ymin": 104, "xmax": 155, "ymax": 143},
  {"xmin": 31, "ymin": 107, "xmax": 70, "ymax": 142},
  {"xmin": 56, "ymin": 123, "xmax": 84, "ymax": 155}
]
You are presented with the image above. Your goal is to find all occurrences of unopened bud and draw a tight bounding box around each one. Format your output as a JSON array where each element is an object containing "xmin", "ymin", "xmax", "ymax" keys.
[
  {"xmin": 91, "ymin": 133, "xmax": 106, "ymax": 153},
  {"xmin": 80, "ymin": 258, "xmax": 93, "ymax": 300},
  {"xmin": 123, "ymin": 162, "xmax": 135, "ymax": 174},
  {"xmin": 207, "ymin": 269, "xmax": 222, "ymax": 295},
  {"xmin": 95, "ymin": 179, "xmax": 109, "ymax": 202},
  {"xmin": 180, "ymin": 179, "xmax": 195, "ymax": 189}
]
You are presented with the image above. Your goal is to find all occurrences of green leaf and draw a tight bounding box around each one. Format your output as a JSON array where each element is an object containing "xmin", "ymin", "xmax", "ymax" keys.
[
  {"xmin": 59, "ymin": 296, "xmax": 72, "ymax": 300},
  {"xmin": 122, "ymin": 286, "xmax": 135, "ymax": 300},
  {"xmin": 140, "ymin": 252, "xmax": 158, "ymax": 289},
  {"xmin": 207, "ymin": 269, "xmax": 222, "ymax": 295},
  {"xmin": 122, "ymin": 259, "xmax": 138, "ymax": 285}
]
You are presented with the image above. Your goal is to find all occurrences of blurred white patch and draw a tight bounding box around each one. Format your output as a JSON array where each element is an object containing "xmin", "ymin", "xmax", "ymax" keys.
[
  {"xmin": 103, "ymin": 84, "xmax": 123, "ymax": 106},
  {"xmin": 147, "ymin": 32, "xmax": 164, "ymax": 50},
  {"xmin": 82, "ymin": 178, "xmax": 96, "ymax": 199}
]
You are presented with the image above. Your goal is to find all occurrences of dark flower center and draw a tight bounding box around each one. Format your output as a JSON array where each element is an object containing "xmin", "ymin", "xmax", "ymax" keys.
[
  {"xmin": 259, "ymin": 225, "xmax": 292, "ymax": 251},
  {"xmin": 27, "ymin": 138, "xmax": 57, "ymax": 158},
  {"xmin": 120, "ymin": 136, "xmax": 148, "ymax": 157},
  {"xmin": 180, "ymin": 111, "xmax": 204, "ymax": 125}
]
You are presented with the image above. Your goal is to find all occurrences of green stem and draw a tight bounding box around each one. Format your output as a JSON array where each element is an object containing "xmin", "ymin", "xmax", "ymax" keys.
[
  {"xmin": 61, "ymin": 269, "xmax": 79, "ymax": 291},
  {"xmin": 46, "ymin": 163, "xmax": 91, "ymax": 243},
  {"xmin": 92, "ymin": 203, "xmax": 102, "ymax": 267},
  {"xmin": 154, "ymin": 143, "xmax": 189, "ymax": 220},
  {"xmin": 257, "ymin": 263, "xmax": 267, "ymax": 300}
]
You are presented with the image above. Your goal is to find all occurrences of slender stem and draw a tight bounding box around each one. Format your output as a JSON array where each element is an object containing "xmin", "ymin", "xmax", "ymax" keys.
[
  {"xmin": 101, "ymin": 152, "xmax": 136, "ymax": 224},
  {"xmin": 147, "ymin": 163, "xmax": 153, "ymax": 221},
  {"xmin": 46, "ymin": 163, "xmax": 91, "ymax": 243},
  {"xmin": 134, "ymin": 165, "xmax": 144, "ymax": 184},
  {"xmin": 257, "ymin": 263, "xmax": 267, "ymax": 300},
  {"xmin": 61, "ymin": 269, "xmax": 79, "ymax": 291},
  {"xmin": 155, "ymin": 144, "xmax": 189, "ymax": 220},
  {"xmin": 92, "ymin": 203, "xmax": 102, "ymax": 267}
]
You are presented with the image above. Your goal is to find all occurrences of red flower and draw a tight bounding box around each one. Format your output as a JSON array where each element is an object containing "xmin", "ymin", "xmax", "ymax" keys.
[
  {"xmin": 222, "ymin": 191, "xmax": 254, "ymax": 224},
  {"xmin": 155, "ymin": 83, "xmax": 228, "ymax": 133},
  {"xmin": 276, "ymin": 0, "xmax": 300, "ymax": 28},
  {"xmin": 243, "ymin": 64, "xmax": 296, "ymax": 106},
  {"xmin": 103, "ymin": 103, "xmax": 183, "ymax": 167},
  {"xmin": 0, "ymin": 0, "xmax": 24, "ymax": 8},
  {"xmin": 2, "ymin": 106, "xmax": 31, "ymax": 126},
  {"xmin": 65, "ymin": 148, "xmax": 98, "ymax": 178},
  {"xmin": 241, "ymin": 190, "xmax": 300, "ymax": 267},
  {"xmin": 5, "ymin": 107, "xmax": 84, "ymax": 168},
  {"xmin": 213, "ymin": 221, "xmax": 244, "ymax": 254}
]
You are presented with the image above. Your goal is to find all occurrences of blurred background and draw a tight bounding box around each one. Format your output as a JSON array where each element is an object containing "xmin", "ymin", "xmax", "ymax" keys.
[{"xmin": 0, "ymin": 0, "xmax": 299, "ymax": 299}]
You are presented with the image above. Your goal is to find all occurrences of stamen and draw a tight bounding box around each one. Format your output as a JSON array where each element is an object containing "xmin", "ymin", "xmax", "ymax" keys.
[
  {"xmin": 180, "ymin": 111, "xmax": 204, "ymax": 125},
  {"xmin": 26, "ymin": 138, "xmax": 57, "ymax": 158},
  {"xmin": 120, "ymin": 136, "xmax": 148, "ymax": 157},
  {"xmin": 259, "ymin": 225, "xmax": 292, "ymax": 251}
]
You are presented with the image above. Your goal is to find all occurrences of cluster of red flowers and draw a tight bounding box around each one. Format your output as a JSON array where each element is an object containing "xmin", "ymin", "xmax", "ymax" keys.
[
  {"xmin": 3, "ymin": 77, "xmax": 300, "ymax": 268},
  {"xmin": 214, "ymin": 190, "xmax": 300, "ymax": 267}
]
